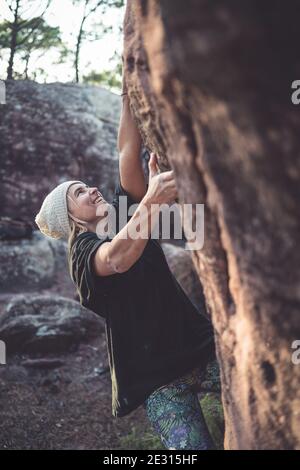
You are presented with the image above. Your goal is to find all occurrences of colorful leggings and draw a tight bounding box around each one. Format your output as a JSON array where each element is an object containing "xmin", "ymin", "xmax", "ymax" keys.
[{"xmin": 143, "ymin": 365, "xmax": 215, "ymax": 450}]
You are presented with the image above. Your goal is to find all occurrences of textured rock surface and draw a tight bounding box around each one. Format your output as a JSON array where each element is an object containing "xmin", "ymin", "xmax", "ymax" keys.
[
  {"xmin": 0, "ymin": 231, "xmax": 73, "ymax": 293},
  {"xmin": 0, "ymin": 217, "xmax": 33, "ymax": 240},
  {"xmin": 0, "ymin": 294, "xmax": 105, "ymax": 354},
  {"xmin": 124, "ymin": 0, "xmax": 300, "ymax": 449},
  {"xmin": 0, "ymin": 231, "xmax": 56, "ymax": 292},
  {"xmin": 0, "ymin": 80, "xmax": 121, "ymax": 224}
]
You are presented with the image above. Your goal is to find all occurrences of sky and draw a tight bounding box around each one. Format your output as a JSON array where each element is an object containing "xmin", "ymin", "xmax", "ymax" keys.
[{"xmin": 0, "ymin": 0, "xmax": 125, "ymax": 86}]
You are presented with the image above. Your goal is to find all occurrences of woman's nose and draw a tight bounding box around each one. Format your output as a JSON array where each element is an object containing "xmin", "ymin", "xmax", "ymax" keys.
[{"xmin": 89, "ymin": 187, "xmax": 98, "ymax": 194}]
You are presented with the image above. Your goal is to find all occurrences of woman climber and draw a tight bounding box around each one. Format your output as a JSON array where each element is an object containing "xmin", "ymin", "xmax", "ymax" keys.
[{"xmin": 34, "ymin": 69, "xmax": 217, "ymax": 451}]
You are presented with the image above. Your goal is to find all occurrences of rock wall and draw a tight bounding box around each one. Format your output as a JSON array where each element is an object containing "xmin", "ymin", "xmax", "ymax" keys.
[
  {"xmin": 123, "ymin": 0, "xmax": 300, "ymax": 449},
  {"xmin": 0, "ymin": 80, "xmax": 121, "ymax": 224}
]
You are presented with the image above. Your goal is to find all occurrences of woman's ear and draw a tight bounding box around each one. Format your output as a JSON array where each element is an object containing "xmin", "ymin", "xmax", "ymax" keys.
[{"xmin": 68, "ymin": 212, "xmax": 87, "ymax": 231}]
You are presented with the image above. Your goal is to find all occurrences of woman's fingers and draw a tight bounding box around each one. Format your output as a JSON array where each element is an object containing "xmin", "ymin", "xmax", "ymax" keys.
[
  {"xmin": 163, "ymin": 180, "xmax": 176, "ymax": 189},
  {"xmin": 163, "ymin": 180, "xmax": 178, "ymax": 198},
  {"xmin": 148, "ymin": 153, "xmax": 159, "ymax": 178},
  {"xmin": 162, "ymin": 175, "xmax": 176, "ymax": 188},
  {"xmin": 161, "ymin": 170, "xmax": 174, "ymax": 181}
]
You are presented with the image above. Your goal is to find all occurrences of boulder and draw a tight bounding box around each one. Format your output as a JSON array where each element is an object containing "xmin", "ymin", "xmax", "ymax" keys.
[
  {"xmin": 0, "ymin": 294, "xmax": 105, "ymax": 354},
  {"xmin": 0, "ymin": 230, "xmax": 76, "ymax": 294},
  {"xmin": 0, "ymin": 231, "xmax": 56, "ymax": 292},
  {"xmin": 0, "ymin": 217, "xmax": 33, "ymax": 241},
  {"xmin": 0, "ymin": 80, "xmax": 121, "ymax": 225}
]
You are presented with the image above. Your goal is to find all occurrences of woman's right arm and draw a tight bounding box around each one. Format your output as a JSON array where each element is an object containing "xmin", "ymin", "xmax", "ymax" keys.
[{"xmin": 93, "ymin": 156, "xmax": 178, "ymax": 276}]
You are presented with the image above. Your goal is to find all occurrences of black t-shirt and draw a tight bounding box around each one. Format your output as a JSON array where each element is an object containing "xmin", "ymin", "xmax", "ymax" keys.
[{"xmin": 69, "ymin": 177, "xmax": 216, "ymax": 418}]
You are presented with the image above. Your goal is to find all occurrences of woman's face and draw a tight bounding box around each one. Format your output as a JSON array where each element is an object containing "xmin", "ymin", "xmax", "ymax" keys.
[{"xmin": 67, "ymin": 182, "xmax": 110, "ymax": 224}]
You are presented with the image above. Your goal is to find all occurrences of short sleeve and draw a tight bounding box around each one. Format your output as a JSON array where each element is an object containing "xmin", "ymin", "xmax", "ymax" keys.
[{"xmin": 69, "ymin": 231, "xmax": 112, "ymax": 315}]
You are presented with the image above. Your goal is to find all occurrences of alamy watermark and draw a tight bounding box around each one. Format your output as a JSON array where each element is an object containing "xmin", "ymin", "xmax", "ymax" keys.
[
  {"xmin": 291, "ymin": 80, "xmax": 300, "ymax": 104},
  {"xmin": 0, "ymin": 80, "xmax": 6, "ymax": 105},
  {"xmin": 291, "ymin": 340, "xmax": 300, "ymax": 365},
  {"xmin": 0, "ymin": 340, "xmax": 6, "ymax": 365},
  {"xmin": 95, "ymin": 196, "xmax": 204, "ymax": 250}
]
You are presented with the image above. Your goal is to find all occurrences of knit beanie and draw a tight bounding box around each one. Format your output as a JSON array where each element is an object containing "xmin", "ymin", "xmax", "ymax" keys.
[{"xmin": 35, "ymin": 180, "xmax": 84, "ymax": 240}]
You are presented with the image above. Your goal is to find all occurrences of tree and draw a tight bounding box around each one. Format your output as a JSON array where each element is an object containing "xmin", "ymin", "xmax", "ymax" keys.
[
  {"xmin": 18, "ymin": 19, "xmax": 61, "ymax": 79},
  {"xmin": 72, "ymin": 0, "xmax": 124, "ymax": 83},
  {"xmin": 2, "ymin": 0, "xmax": 53, "ymax": 80}
]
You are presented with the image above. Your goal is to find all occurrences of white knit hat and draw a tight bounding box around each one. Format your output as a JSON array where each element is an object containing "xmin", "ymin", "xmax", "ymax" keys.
[{"xmin": 35, "ymin": 180, "xmax": 84, "ymax": 240}]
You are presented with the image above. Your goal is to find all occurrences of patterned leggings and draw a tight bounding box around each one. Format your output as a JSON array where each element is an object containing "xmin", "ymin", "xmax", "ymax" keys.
[{"xmin": 143, "ymin": 365, "xmax": 215, "ymax": 450}]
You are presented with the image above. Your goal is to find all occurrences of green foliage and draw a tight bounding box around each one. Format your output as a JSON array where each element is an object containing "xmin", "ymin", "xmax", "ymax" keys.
[
  {"xmin": 71, "ymin": 0, "xmax": 124, "ymax": 82},
  {"xmin": 0, "ymin": 21, "xmax": 11, "ymax": 49},
  {"xmin": 72, "ymin": 0, "xmax": 124, "ymax": 8},
  {"xmin": 82, "ymin": 51, "xmax": 122, "ymax": 91},
  {"xmin": 16, "ymin": 18, "xmax": 63, "ymax": 75},
  {"xmin": 18, "ymin": 18, "xmax": 62, "ymax": 52},
  {"xmin": 200, "ymin": 359, "xmax": 222, "ymax": 392},
  {"xmin": 0, "ymin": 16, "xmax": 61, "ymax": 53},
  {"xmin": 200, "ymin": 393, "xmax": 225, "ymax": 450},
  {"xmin": 0, "ymin": 0, "xmax": 65, "ymax": 80},
  {"xmin": 82, "ymin": 68, "xmax": 121, "ymax": 90},
  {"xmin": 82, "ymin": 69, "xmax": 119, "ymax": 86},
  {"xmin": 1, "ymin": 0, "xmax": 125, "ymax": 82},
  {"xmin": 118, "ymin": 424, "xmax": 165, "ymax": 450}
]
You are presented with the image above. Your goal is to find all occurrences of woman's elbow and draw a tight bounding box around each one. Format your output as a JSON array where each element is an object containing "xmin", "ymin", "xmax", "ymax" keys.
[{"xmin": 107, "ymin": 253, "xmax": 130, "ymax": 274}]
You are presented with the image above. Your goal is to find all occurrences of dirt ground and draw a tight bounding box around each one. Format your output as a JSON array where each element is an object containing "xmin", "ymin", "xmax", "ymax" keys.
[{"xmin": 0, "ymin": 334, "xmax": 162, "ymax": 450}]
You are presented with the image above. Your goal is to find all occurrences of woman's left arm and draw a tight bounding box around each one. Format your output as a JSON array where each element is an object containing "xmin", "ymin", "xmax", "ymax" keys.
[{"xmin": 117, "ymin": 65, "xmax": 147, "ymax": 203}]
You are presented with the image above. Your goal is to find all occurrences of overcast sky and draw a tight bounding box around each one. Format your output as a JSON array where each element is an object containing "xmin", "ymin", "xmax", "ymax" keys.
[{"xmin": 0, "ymin": 0, "xmax": 125, "ymax": 85}]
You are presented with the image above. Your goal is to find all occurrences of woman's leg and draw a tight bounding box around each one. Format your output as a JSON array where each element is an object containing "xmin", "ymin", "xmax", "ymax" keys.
[{"xmin": 143, "ymin": 367, "xmax": 216, "ymax": 450}]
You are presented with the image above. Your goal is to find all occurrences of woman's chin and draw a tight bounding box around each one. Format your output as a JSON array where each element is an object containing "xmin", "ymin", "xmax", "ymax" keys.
[{"xmin": 95, "ymin": 201, "xmax": 111, "ymax": 217}]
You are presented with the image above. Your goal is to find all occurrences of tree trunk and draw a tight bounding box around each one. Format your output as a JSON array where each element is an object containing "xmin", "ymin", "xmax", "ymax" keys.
[
  {"xmin": 6, "ymin": 0, "xmax": 20, "ymax": 80},
  {"xmin": 123, "ymin": 0, "xmax": 300, "ymax": 449},
  {"xmin": 75, "ymin": 0, "xmax": 89, "ymax": 84},
  {"xmin": 24, "ymin": 53, "xmax": 30, "ymax": 79},
  {"xmin": 74, "ymin": 19, "xmax": 85, "ymax": 83}
]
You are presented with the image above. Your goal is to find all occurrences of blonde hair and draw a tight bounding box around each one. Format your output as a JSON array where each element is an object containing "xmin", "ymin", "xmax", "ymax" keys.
[
  {"xmin": 67, "ymin": 216, "xmax": 87, "ymax": 291},
  {"xmin": 67, "ymin": 216, "xmax": 87, "ymax": 254},
  {"xmin": 66, "ymin": 187, "xmax": 87, "ymax": 254}
]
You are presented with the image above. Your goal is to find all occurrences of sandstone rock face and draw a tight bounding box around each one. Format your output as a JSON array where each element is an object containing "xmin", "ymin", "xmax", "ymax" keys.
[
  {"xmin": 124, "ymin": 0, "xmax": 300, "ymax": 449},
  {"xmin": 0, "ymin": 294, "xmax": 105, "ymax": 354},
  {"xmin": 0, "ymin": 80, "xmax": 121, "ymax": 225}
]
